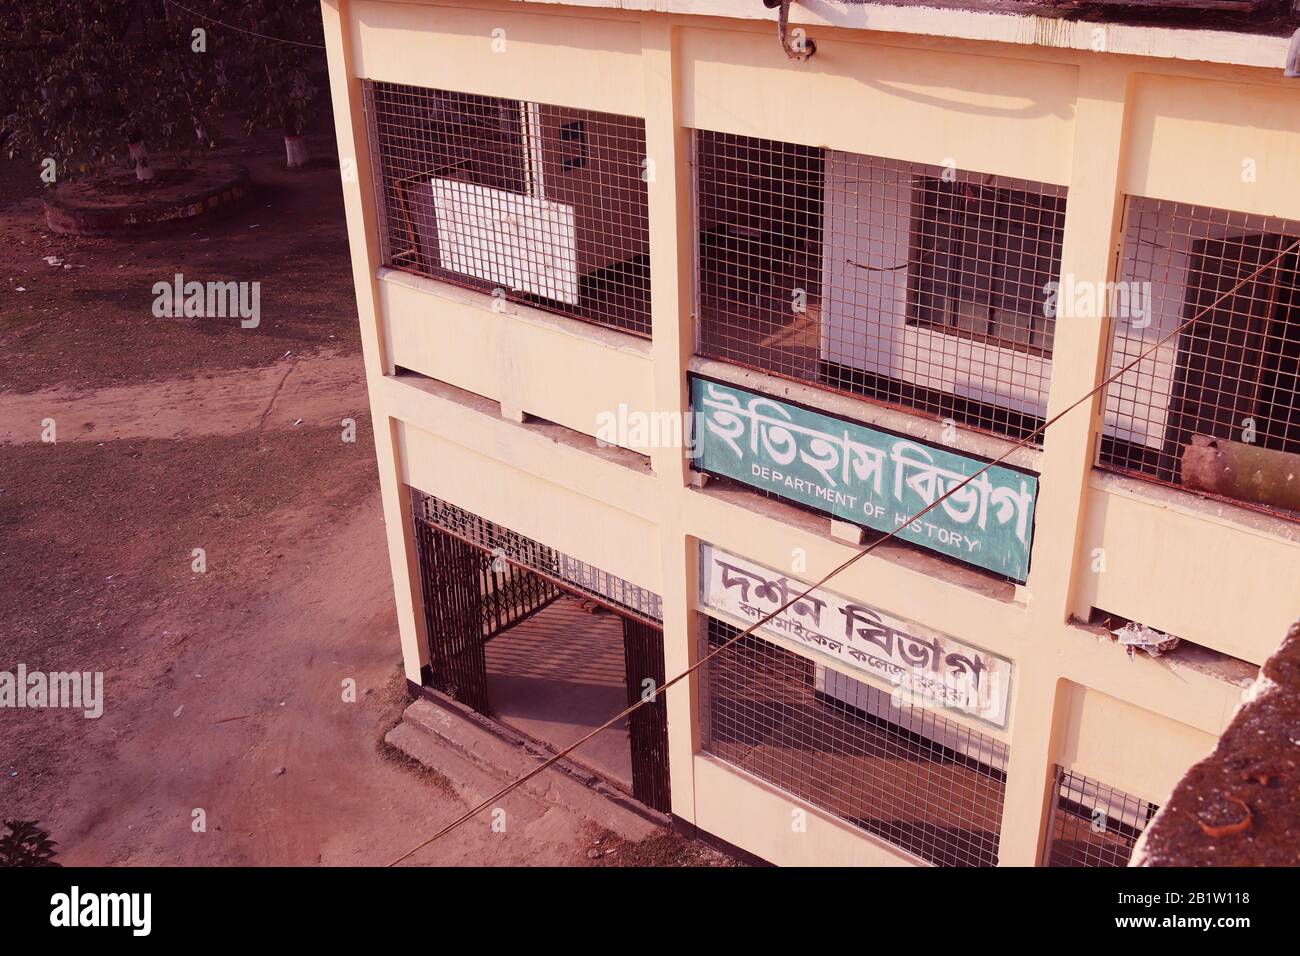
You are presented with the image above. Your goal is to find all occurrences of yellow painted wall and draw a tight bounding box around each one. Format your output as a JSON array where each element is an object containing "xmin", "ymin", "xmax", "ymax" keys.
[
  {"xmin": 323, "ymin": 0, "xmax": 1300, "ymax": 866},
  {"xmin": 1057, "ymin": 682, "xmax": 1219, "ymax": 807},
  {"xmin": 681, "ymin": 26, "xmax": 1078, "ymax": 185},
  {"xmin": 396, "ymin": 416, "xmax": 662, "ymax": 594},
  {"xmin": 380, "ymin": 274, "xmax": 656, "ymax": 448},
  {"xmin": 350, "ymin": 0, "xmax": 645, "ymax": 116}
]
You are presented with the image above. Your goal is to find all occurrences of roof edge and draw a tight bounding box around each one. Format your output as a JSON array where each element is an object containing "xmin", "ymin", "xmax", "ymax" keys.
[{"xmin": 504, "ymin": 0, "xmax": 1292, "ymax": 70}]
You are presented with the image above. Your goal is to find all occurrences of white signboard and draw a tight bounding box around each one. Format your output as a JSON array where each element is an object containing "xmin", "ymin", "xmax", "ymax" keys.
[
  {"xmin": 699, "ymin": 544, "xmax": 1013, "ymax": 728},
  {"xmin": 430, "ymin": 178, "xmax": 579, "ymax": 305}
]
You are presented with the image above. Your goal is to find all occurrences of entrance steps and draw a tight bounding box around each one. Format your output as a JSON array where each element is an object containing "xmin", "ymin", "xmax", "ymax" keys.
[{"xmin": 387, "ymin": 695, "xmax": 661, "ymax": 842}]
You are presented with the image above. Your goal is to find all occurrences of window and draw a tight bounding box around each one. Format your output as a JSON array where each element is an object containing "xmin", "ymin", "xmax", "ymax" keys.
[
  {"xmin": 365, "ymin": 82, "xmax": 651, "ymax": 336},
  {"xmin": 701, "ymin": 616, "xmax": 1009, "ymax": 867},
  {"xmin": 1045, "ymin": 768, "xmax": 1159, "ymax": 867},
  {"xmin": 1101, "ymin": 197, "xmax": 1300, "ymax": 518},
  {"xmin": 694, "ymin": 132, "xmax": 1067, "ymax": 442},
  {"xmin": 907, "ymin": 178, "xmax": 1064, "ymax": 355}
]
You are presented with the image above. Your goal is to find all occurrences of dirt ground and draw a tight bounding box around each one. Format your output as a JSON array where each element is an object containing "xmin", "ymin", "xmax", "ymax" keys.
[
  {"xmin": 0, "ymin": 134, "xmax": 712, "ymax": 866},
  {"xmin": 0, "ymin": 133, "xmax": 360, "ymax": 394}
]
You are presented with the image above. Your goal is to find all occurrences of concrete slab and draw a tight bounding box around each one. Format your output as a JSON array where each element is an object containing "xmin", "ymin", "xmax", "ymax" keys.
[
  {"xmin": 485, "ymin": 597, "xmax": 634, "ymax": 790},
  {"xmin": 386, "ymin": 696, "xmax": 659, "ymax": 850}
]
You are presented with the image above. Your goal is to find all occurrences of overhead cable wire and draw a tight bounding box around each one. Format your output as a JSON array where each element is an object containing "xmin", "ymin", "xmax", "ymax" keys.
[{"xmin": 163, "ymin": 0, "xmax": 326, "ymax": 49}]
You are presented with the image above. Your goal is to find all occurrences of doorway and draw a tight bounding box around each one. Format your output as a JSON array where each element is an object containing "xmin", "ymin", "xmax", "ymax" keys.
[{"xmin": 411, "ymin": 504, "xmax": 671, "ymax": 813}]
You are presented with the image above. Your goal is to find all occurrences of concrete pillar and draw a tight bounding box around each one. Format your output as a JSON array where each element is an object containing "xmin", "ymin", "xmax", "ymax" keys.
[
  {"xmin": 998, "ymin": 62, "xmax": 1131, "ymax": 866},
  {"xmin": 322, "ymin": 0, "xmax": 429, "ymax": 682},
  {"xmin": 641, "ymin": 14, "xmax": 700, "ymax": 823},
  {"xmin": 1028, "ymin": 62, "xmax": 1131, "ymax": 622}
]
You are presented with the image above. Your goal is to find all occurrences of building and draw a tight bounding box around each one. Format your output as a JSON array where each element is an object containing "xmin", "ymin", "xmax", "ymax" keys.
[{"xmin": 322, "ymin": 0, "xmax": 1300, "ymax": 866}]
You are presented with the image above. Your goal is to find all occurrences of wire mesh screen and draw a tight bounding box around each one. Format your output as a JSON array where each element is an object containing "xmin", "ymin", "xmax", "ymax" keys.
[
  {"xmin": 701, "ymin": 616, "xmax": 1009, "ymax": 867},
  {"xmin": 695, "ymin": 131, "xmax": 1067, "ymax": 442},
  {"xmin": 1046, "ymin": 767, "xmax": 1159, "ymax": 867},
  {"xmin": 365, "ymin": 82, "xmax": 652, "ymax": 336},
  {"xmin": 411, "ymin": 490, "xmax": 663, "ymax": 624},
  {"xmin": 1100, "ymin": 196, "xmax": 1300, "ymax": 519}
]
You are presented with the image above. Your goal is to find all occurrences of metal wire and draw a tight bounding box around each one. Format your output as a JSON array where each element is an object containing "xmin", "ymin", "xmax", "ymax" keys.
[
  {"xmin": 1101, "ymin": 196, "xmax": 1300, "ymax": 519},
  {"xmin": 695, "ymin": 132, "xmax": 1067, "ymax": 442},
  {"xmin": 162, "ymin": 1, "xmax": 326, "ymax": 49},
  {"xmin": 365, "ymin": 82, "xmax": 651, "ymax": 336},
  {"xmin": 701, "ymin": 617, "xmax": 1007, "ymax": 867},
  {"xmin": 1046, "ymin": 767, "xmax": 1159, "ymax": 867}
]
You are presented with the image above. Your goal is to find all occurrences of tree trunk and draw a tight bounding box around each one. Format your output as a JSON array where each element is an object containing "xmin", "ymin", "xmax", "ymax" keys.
[
  {"xmin": 128, "ymin": 141, "xmax": 154, "ymax": 182},
  {"xmin": 284, "ymin": 135, "xmax": 309, "ymax": 168}
]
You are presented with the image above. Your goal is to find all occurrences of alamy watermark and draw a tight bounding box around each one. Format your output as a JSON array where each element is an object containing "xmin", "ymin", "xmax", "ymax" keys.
[
  {"xmin": 888, "ymin": 666, "xmax": 1005, "ymax": 723},
  {"xmin": 152, "ymin": 273, "xmax": 260, "ymax": 328},
  {"xmin": 1, "ymin": 665, "xmax": 103, "ymax": 718},
  {"xmin": 596, "ymin": 404, "xmax": 703, "ymax": 455},
  {"xmin": 1044, "ymin": 277, "xmax": 1152, "ymax": 328},
  {"xmin": 50, "ymin": 886, "xmax": 150, "ymax": 936}
]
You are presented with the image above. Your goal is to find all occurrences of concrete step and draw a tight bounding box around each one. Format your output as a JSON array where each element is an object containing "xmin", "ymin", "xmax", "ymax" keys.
[
  {"xmin": 388, "ymin": 696, "xmax": 659, "ymax": 842},
  {"xmin": 384, "ymin": 720, "xmax": 501, "ymax": 807}
]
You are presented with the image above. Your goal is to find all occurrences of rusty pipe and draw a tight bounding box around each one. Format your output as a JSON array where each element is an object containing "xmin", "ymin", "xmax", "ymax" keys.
[{"xmin": 1181, "ymin": 434, "xmax": 1300, "ymax": 514}]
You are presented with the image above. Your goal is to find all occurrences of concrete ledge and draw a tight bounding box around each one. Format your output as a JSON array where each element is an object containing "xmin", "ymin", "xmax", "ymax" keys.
[
  {"xmin": 387, "ymin": 695, "xmax": 661, "ymax": 841},
  {"xmin": 506, "ymin": 0, "xmax": 1293, "ymax": 69},
  {"xmin": 43, "ymin": 162, "xmax": 251, "ymax": 235}
]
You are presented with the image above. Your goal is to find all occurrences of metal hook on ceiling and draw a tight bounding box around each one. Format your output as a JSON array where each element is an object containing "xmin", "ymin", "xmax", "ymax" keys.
[{"xmin": 764, "ymin": 0, "xmax": 817, "ymax": 62}]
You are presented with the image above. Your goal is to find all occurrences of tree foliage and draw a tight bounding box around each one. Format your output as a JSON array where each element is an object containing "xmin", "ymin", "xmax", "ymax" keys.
[
  {"xmin": 0, "ymin": 819, "xmax": 61, "ymax": 867},
  {"xmin": 0, "ymin": 0, "xmax": 326, "ymax": 173}
]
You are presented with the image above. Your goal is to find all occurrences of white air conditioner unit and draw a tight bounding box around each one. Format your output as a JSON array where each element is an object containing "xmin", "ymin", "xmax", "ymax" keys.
[{"xmin": 429, "ymin": 177, "xmax": 580, "ymax": 305}]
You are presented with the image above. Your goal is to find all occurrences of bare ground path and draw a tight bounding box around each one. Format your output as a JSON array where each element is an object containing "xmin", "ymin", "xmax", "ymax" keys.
[
  {"xmin": 0, "ymin": 349, "xmax": 365, "ymax": 446},
  {"xmin": 0, "ymin": 351, "xmax": 662, "ymax": 866}
]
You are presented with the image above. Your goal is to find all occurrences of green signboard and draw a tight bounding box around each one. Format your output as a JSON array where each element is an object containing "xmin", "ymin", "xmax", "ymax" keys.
[{"xmin": 690, "ymin": 376, "xmax": 1038, "ymax": 582}]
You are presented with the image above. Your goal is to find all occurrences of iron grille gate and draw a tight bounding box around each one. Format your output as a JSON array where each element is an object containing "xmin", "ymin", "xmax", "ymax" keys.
[
  {"xmin": 622, "ymin": 618, "xmax": 672, "ymax": 812},
  {"xmin": 413, "ymin": 520, "xmax": 560, "ymax": 713},
  {"xmin": 411, "ymin": 497, "xmax": 671, "ymax": 814}
]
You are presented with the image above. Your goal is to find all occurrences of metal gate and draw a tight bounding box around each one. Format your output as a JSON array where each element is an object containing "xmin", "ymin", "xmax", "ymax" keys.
[
  {"xmin": 622, "ymin": 618, "xmax": 672, "ymax": 812},
  {"xmin": 411, "ymin": 494, "xmax": 671, "ymax": 814},
  {"xmin": 413, "ymin": 521, "xmax": 560, "ymax": 714}
]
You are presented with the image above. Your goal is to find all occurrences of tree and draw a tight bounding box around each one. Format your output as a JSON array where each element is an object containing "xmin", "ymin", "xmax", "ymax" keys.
[
  {"xmin": 213, "ymin": 2, "xmax": 327, "ymax": 167},
  {"xmin": 0, "ymin": 819, "xmax": 61, "ymax": 867},
  {"xmin": 0, "ymin": 0, "xmax": 326, "ymax": 178}
]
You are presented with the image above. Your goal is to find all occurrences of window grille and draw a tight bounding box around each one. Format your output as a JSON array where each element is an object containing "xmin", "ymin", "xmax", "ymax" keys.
[
  {"xmin": 695, "ymin": 131, "xmax": 1067, "ymax": 442},
  {"xmin": 1100, "ymin": 196, "xmax": 1300, "ymax": 519},
  {"xmin": 411, "ymin": 490, "xmax": 662, "ymax": 623},
  {"xmin": 1045, "ymin": 768, "xmax": 1159, "ymax": 867},
  {"xmin": 701, "ymin": 616, "xmax": 1008, "ymax": 867},
  {"xmin": 365, "ymin": 82, "xmax": 652, "ymax": 336}
]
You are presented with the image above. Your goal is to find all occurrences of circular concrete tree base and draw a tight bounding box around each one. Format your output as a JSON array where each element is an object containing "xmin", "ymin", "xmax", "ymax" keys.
[{"xmin": 43, "ymin": 161, "xmax": 252, "ymax": 235}]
